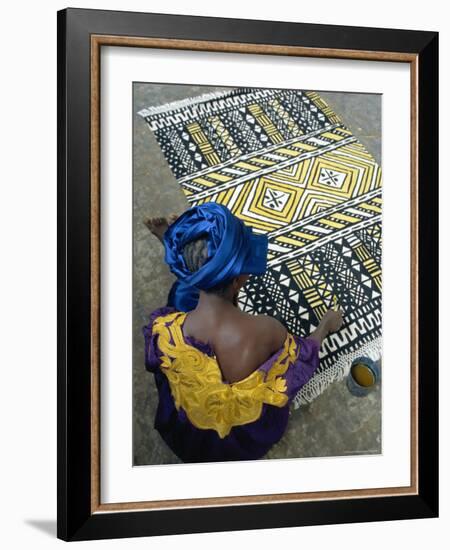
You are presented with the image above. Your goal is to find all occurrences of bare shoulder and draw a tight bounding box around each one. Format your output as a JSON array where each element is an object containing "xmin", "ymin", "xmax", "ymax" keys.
[
  {"xmin": 213, "ymin": 311, "xmax": 289, "ymax": 383},
  {"xmin": 249, "ymin": 313, "xmax": 288, "ymax": 351}
]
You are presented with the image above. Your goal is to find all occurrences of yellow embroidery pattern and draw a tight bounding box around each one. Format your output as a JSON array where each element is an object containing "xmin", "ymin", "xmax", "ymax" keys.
[{"xmin": 152, "ymin": 311, "xmax": 300, "ymax": 438}]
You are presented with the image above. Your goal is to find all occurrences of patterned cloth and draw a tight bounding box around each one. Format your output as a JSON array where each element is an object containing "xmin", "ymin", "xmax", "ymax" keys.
[
  {"xmin": 139, "ymin": 88, "xmax": 382, "ymax": 406},
  {"xmin": 143, "ymin": 305, "xmax": 320, "ymax": 462}
]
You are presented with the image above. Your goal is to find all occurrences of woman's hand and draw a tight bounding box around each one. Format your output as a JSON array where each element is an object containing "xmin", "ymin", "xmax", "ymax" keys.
[{"xmin": 321, "ymin": 309, "xmax": 344, "ymax": 334}]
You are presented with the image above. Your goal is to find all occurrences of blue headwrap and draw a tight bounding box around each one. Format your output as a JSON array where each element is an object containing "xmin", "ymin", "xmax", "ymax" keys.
[{"xmin": 163, "ymin": 203, "xmax": 268, "ymax": 295}]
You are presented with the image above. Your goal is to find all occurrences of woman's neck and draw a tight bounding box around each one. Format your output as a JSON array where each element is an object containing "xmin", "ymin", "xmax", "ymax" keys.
[{"xmin": 195, "ymin": 290, "xmax": 237, "ymax": 312}]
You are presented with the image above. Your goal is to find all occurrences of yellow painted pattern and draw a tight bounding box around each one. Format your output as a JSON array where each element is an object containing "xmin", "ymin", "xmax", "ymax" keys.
[
  {"xmin": 209, "ymin": 115, "xmax": 242, "ymax": 157},
  {"xmin": 186, "ymin": 122, "xmax": 221, "ymax": 166},
  {"xmin": 346, "ymin": 143, "xmax": 374, "ymax": 160},
  {"xmin": 252, "ymin": 180, "xmax": 298, "ymax": 221},
  {"xmin": 206, "ymin": 172, "xmax": 233, "ymax": 183},
  {"xmin": 292, "ymin": 258, "xmax": 330, "ymax": 318},
  {"xmin": 332, "ymin": 212, "xmax": 361, "ymax": 224},
  {"xmin": 214, "ymin": 188, "xmax": 235, "ymax": 205},
  {"xmin": 325, "ymin": 146, "xmax": 377, "ymax": 187},
  {"xmin": 305, "ymin": 91, "xmax": 342, "ymax": 124},
  {"xmin": 321, "ymin": 131, "xmax": 345, "ymax": 141},
  {"xmin": 277, "ymin": 147, "xmax": 302, "ymax": 157},
  {"xmin": 193, "ymin": 177, "xmax": 220, "ymax": 188},
  {"xmin": 235, "ymin": 161, "xmax": 261, "ymax": 171},
  {"xmin": 318, "ymin": 218, "xmax": 345, "ymax": 229},
  {"xmin": 291, "ymin": 230, "xmax": 317, "ymax": 241},
  {"xmin": 269, "ymin": 159, "xmax": 311, "ymax": 185},
  {"xmin": 269, "ymin": 98, "xmax": 303, "ymax": 136},
  {"xmin": 277, "ymin": 235, "xmax": 305, "ymax": 247},
  {"xmin": 290, "ymin": 142, "xmax": 317, "ymax": 152},
  {"xmin": 248, "ymin": 104, "xmax": 284, "ymax": 144},
  {"xmin": 309, "ymin": 158, "xmax": 357, "ymax": 197}
]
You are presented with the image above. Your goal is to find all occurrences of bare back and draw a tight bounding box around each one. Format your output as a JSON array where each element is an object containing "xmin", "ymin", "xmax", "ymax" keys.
[{"xmin": 182, "ymin": 307, "xmax": 287, "ymax": 384}]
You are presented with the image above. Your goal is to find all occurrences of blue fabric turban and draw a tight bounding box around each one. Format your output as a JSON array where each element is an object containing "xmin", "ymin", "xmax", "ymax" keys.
[{"xmin": 163, "ymin": 203, "xmax": 268, "ymax": 310}]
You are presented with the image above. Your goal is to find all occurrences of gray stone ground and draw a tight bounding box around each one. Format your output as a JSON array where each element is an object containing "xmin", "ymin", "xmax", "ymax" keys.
[{"xmin": 132, "ymin": 83, "xmax": 382, "ymax": 466}]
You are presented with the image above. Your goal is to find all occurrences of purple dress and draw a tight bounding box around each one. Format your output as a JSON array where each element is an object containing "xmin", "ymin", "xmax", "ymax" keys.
[{"xmin": 143, "ymin": 305, "xmax": 320, "ymax": 463}]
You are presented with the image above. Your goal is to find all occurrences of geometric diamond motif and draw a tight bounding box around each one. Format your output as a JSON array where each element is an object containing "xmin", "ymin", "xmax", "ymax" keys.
[
  {"xmin": 318, "ymin": 167, "xmax": 347, "ymax": 188},
  {"xmin": 262, "ymin": 187, "xmax": 290, "ymax": 211}
]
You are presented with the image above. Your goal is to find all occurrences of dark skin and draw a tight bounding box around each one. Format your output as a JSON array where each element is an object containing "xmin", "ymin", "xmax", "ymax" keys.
[{"xmin": 145, "ymin": 214, "xmax": 344, "ymax": 384}]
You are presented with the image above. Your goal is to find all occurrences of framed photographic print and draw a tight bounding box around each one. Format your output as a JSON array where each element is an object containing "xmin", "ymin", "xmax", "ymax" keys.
[{"xmin": 57, "ymin": 7, "xmax": 439, "ymax": 541}]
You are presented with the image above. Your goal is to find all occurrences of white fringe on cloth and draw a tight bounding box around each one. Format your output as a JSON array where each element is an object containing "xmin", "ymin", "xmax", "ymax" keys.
[
  {"xmin": 137, "ymin": 89, "xmax": 237, "ymax": 117},
  {"xmin": 292, "ymin": 336, "xmax": 383, "ymax": 409}
]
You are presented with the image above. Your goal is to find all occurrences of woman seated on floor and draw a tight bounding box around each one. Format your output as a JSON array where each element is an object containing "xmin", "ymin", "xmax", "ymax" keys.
[{"xmin": 143, "ymin": 202, "xmax": 343, "ymax": 463}]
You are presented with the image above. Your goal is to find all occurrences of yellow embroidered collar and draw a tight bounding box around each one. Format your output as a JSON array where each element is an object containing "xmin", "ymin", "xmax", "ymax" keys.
[{"xmin": 152, "ymin": 311, "xmax": 299, "ymax": 438}]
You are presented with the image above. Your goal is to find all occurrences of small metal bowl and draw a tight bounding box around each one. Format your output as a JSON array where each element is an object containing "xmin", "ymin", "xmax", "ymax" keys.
[{"xmin": 346, "ymin": 356, "xmax": 381, "ymax": 397}]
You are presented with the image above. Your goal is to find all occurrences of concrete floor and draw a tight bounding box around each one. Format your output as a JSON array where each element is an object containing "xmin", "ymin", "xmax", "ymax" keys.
[{"xmin": 132, "ymin": 83, "xmax": 382, "ymax": 466}]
